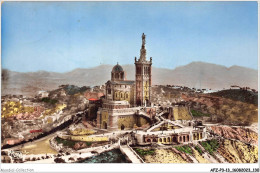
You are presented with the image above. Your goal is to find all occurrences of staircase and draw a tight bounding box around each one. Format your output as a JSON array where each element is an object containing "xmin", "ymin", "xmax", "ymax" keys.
[{"xmin": 119, "ymin": 145, "xmax": 144, "ymax": 163}]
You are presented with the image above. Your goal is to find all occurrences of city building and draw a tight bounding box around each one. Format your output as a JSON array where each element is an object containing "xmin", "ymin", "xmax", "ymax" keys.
[{"xmin": 97, "ymin": 33, "xmax": 153, "ymax": 131}]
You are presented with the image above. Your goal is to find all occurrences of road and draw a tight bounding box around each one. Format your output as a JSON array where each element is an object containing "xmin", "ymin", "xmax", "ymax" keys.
[{"xmin": 2, "ymin": 113, "xmax": 82, "ymax": 152}]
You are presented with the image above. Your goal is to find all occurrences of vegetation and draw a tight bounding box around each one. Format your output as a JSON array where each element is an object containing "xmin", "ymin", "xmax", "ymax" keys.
[
  {"xmin": 54, "ymin": 157, "xmax": 66, "ymax": 163},
  {"xmin": 175, "ymin": 145, "xmax": 193, "ymax": 155},
  {"xmin": 55, "ymin": 137, "xmax": 91, "ymax": 148},
  {"xmin": 191, "ymin": 109, "xmax": 210, "ymax": 117},
  {"xmin": 195, "ymin": 146, "xmax": 203, "ymax": 155},
  {"xmin": 135, "ymin": 148, "xmax": 155, "ymax": 156},
  {"xmin": 210, "ymin": 89, "xmax": 257, "ymax": 105},
  {"xmin": 64, "ymin": 85, "xmax": 89, "ymax": 95},
  {"xmin": 55, "ymin": 137, "xmax": 77, "ymax": 148},
  {"xmin": 41, "ymin": 97, "xmax": 58, "ymax": 105},
  {"xmin": 43, "ymin": 104, "xmax": 66, "ymax": 116},
  {"xmin": 207, "ymin": 98, "xmax": 257, "ymax": 126},
  {"xmin": 201, "ymin": 139, "xmax": 219, "ymax": 155},
  {"xmin": 1, "ymin": 101, "xmax": 34, "ymax": 118}
]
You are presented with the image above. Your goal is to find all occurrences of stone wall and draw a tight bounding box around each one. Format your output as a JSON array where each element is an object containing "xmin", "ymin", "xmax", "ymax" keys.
[
  {"xmin": 117, "ymin": 115, "xmax": 135, "ymax": 129},
  {"xmin": 173, "ymin": 106, "xmax": 192, "ymax": 121},
  {"xmin": 101, "ymin": 111, "xmax": 109, "ymax": 129},
  {"xmin": 117, "ymin": 115, "xmax": 149, "ymax": 130}
]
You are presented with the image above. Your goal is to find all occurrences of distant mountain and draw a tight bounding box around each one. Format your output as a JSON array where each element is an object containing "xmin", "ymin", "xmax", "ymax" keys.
[{"xmin": 1, "ymin": 62, "xmax": 258, "ymax": 96}]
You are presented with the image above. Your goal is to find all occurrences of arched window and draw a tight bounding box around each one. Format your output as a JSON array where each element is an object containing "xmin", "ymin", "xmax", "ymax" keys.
[{"xmin": 125, "ymin": 93, "xmax": 128, "ymax": 98}]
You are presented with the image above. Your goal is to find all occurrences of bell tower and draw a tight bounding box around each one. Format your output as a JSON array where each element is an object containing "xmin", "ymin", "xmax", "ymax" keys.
[{"xmin": 135, "ymin": 33, "xmax": 152, "ymax": 107}]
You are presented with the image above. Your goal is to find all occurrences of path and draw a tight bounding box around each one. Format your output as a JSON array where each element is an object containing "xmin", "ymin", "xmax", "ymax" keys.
[{"xmin": 120, "ymin": 145, "xmax": 143, "ymax": 163}]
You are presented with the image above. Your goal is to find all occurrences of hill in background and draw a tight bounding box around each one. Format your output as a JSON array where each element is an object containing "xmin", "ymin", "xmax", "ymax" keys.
[{"xmin": 1, "ymin": 61, "xmax": 258, "ymax": 96}]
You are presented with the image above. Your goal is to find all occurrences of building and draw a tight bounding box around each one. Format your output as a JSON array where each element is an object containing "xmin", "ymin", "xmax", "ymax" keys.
[
  {"xmin": 135, "ymin": 121, "xmax": 207, "ymax": 145},
  {"xmin": 104, "ymin": 33, "xmax": 152, "ymax": 107},
  {"xmin": 135, "ymin": 33, "xmax": 152, "ymax": 107},
  {"xmin": 85, "ymin": 91, "xmax": 104, "ymax": 101},
  {"xmin": 96, "ymin": 34, "xmax": 203, "ymax": 136},
  {"xmin": 105, "ymin": 63, "xmax": 135, "ymax": 106},
  {"xmin": 97, "ymin": 33, "xmax": 154, "ymax": 131}
]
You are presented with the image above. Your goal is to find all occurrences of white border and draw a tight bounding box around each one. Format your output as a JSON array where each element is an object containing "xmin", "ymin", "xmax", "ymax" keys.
[{"xmin": 0, "ymin": 0, "xmax": 259, "ymax": 173}]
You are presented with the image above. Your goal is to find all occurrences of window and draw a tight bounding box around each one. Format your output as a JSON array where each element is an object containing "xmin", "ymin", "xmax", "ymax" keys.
[{"xmin": 125, "ymin": 94, "xmax": 128, "ymax": 98}]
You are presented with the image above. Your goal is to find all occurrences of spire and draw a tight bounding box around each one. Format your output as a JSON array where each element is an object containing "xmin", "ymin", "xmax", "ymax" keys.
[
  {"xmin": 142, "ymin": 33, "xmax": 146, "ymax": 48},
  {"xmin": 139, "ymin": 33, "xmax": 147, "ymax": 61}
]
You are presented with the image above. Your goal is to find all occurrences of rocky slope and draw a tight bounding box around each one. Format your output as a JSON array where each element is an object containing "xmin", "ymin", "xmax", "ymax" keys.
[
  {"xmin": 136, "ymin": 138, "xmax": 258, "ymax": 163},
  {"xmin": 210, "ymin": 126, "xmax": 258, "ymax": 145}
]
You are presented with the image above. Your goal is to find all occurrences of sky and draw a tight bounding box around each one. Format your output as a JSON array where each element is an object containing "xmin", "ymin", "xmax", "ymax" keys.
[{"xmin": 1, "ymin": 1, "xmax": 258, "ymax": 72}]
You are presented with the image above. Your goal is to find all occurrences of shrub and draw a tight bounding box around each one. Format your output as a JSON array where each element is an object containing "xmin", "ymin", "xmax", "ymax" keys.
[
  {"xmin": 54, "ymin": 158, "xmax": 65, "ymax": 163},
  {"xmin": 195, "ymin": 146, "xmax": 203, "ymax": 155},
  {"xmin": 55, "ymin": 137, "xmax": 77, "ymax": 148},
  {"xmin": 134, "ymin": 148, "xmax": 155, "ymax": 156},
  {"xmin": 191, "ymin": 109, "xmax": 210, "ymax": 117},
  {"xmin": 55, "ymin": 137, "xmax": 92, "ymax": 149},
  {"xmin": 41, "ymin": 97, "xmax": 58, "ymax": 105},
  {"xmin": 175, "ymin": 145, "xmax": 193, "ymax": 155},
  {"xmin": 201, "ymin": 139, "xmax": 219, "ymax": 155}
]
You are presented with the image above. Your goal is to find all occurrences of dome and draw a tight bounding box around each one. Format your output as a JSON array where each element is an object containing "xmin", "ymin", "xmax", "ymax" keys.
[
  {"xmin": 112, "ymin": 63, "xmax": 124, "ymax": 73},
  {"xmin": 111, "ymin": 63, "xmax": 125, "ymax": 81}
]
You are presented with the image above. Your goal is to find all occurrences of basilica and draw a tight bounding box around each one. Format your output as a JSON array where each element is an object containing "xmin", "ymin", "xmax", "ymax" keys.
[{"xmin": 97, "ymin": 33, "xmax": 154, "ymax": 131}]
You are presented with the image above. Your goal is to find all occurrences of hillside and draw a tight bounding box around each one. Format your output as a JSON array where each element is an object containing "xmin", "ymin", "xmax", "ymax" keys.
[
  {"xmin": 210, "ymin": 89, "xmax": 258, "ymax": 105},
  {"xmin": 1, "ymin": 62, "xmax": 258, "ymax": 96}
]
